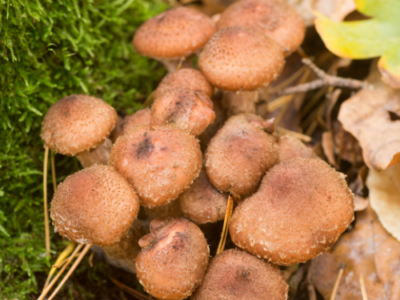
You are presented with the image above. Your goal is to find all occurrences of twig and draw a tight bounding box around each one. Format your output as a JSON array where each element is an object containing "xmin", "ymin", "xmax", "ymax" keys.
[
  {"xmin": 360, "ymin": 273, "xmax": 369, "ymax": 300},
  {"xmin": 216, "ymin": 195, "xmax": 234, "ymax": 255},
  {"xmin": 330, "ymin": 263, "xmax": 345, "ymax": 300},
  {"xmin": 278, "ymin": 58, "xmax": 371, "ymax": 95},
  {"xmin": 43, "ymin": 147, "xmax": 51, "ymax": 256}
]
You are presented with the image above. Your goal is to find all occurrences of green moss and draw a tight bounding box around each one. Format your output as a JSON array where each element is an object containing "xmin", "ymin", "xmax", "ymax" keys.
[{"xmin": 0, "ymin": 0, "xmax": 167, "ymax": 298}]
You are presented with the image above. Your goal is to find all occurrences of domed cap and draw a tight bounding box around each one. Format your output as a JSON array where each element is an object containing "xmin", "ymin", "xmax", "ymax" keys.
[
  {"xmin": 135, "ymin": 218, "xmax": 209, "ymax": 299},
  {"xmin": 50, "ymin": 165, "xmax": 140, "ymax": 246},
  {"xmin": 191, "ymin": 249, "xmax": 288, "ymax": 300},
  {"xmin": 110, "ymin": 108, "xmax": 152, "ymax": 143},
  {"xmin": 151, "ymin": 88, "xmax": 216, "ymax": 136},
  {"xmin": 109, "ymin": 125, "xmax": 202, "ymax": 207},
  {"xmin": 230, "ymin": 158, "xmax": 354, "ymax": 265},
  {"xmin": 41, "ymin": 94, "xmax": 117, "ymax": 156},
  {"xmin": 198, "ymin": 26, "xmax": 284, "ymax": 91},
  {"xmin": 278, "ymin": 135, "xmax": 316, "ymax": 162},
  {"xmin": 133, "ymin": 7, "xmax": 216, "ymax": 59},
  {"xmin": 154, "ymin": 68, "xmax": 213, "ymax": 99},
  {"xmin": 217, "ymin": 0, "xmax": 305, "ymax": 56},
  {"xmin": 225, "ymin": 113, "xmax": 275, "ymax": 133}
]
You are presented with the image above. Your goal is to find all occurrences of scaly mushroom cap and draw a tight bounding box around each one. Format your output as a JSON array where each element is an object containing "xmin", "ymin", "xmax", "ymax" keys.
[
  {"xmin": 154, "ymin": 68, "xmax": 213, "ymax": 99},
  {"xmin": 50, "ymin": 165, "xmax": 140, "ymax": 246},
  {"xmin": 217, "ymin": 0, "xmax": 305, "ymax": 56},
  {"xmin": 41, "ymin": 94, "xmax": 117, "ymax": 156},
  {"xmin": 198, "ymin": 26, "xmax": 284, "ymax": 91},
  {"xmin": 133, "ymin": 7, "xmax": 216, "ymax": 59},
  {"xmin": 110, "ymin": 109, "xmax": 152, "ymax": 143},
  {"xmin": 179, "ymin": 168, "xmax": 228, "ymax": 224},
  {"xmin": 151, "ymin": 88, "xmax": 216, "ymax": 136},
  {"xmin": 225, "ymin": 113, "xmax": 275, "ymax": 132},
  {"xmin": 109, "ymin": 125, "xmax": 203, "ymax": 207},
  {"xmin": 230, "ymin": 158, "xmax": 355, "ymax": 265},
  {"xmin": 191, "ymin": 249, "xmax": 288, "ymax": 300},
  {"xmin": 205, "ymin": 118, "xmax": 279, "ymax": 198},
  {"xmin": 136, "ymin": 218, "xmax": 209, "ymax": 300},
  {"xmin": 278, "ymin": 135, "xmax": 316, "ymax": 162}
]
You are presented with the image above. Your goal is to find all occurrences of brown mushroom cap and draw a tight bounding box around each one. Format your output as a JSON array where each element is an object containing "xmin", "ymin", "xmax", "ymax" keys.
[
  {"xmin": 154, "ymin": 68, "xmax": 213, "ymax": 99},
  {"xmin": 144, "ymin": 199, "xmax": 183, "ymax": 220},
  {"xmin": 109, "ymin": 125, "xmax": 203, "ymax": 207},
  {"xmin": 50, "ymin": 165, "xmax": 140, "ymax": 246},
  {"xmin": 230, "ymin": 158, "xmax": 354, "ymax": 265},
  {"xmin": 191, "ymin": 249, "xmax": 288, "ymax": 300},
  {"xmin": 205, "ymin": 117, "xmax": 279, "ymax": 198},
  {"xmin": 41, "ymin": 94, "xmax": 117, "ymax": 156},
  {"xmin": 110, "ymin": 109, "xmax": 152, "ymax": 143},
  {"xmin": 198, "ymin": 26, "xmax": 284, "ymax": 91},
  {"xmin": 278, "ymin": 135, "xmax": 316, "ymax": 162},
  {"xmin": 217, "ymin": 0, "xmax": 305, "ymax": 56},
  {"xmin": 179, "ymin": 168, "xmax": 228, "ymax": 224},
  {"xmin": 151, "ymin": 88, "xmax": 216, "ymax": 136},
  {"xmin": 136, "ymin": 218, "xmax": 209, "ymax": 300},
  {"xmin": 133, "ymin": 7, "xmax": 216, "ymax": 59}
]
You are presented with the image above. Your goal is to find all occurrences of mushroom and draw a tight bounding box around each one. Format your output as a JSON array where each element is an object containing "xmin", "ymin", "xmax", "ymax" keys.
[
  {"xmin": 205, "ymin": 114, "xmax": 279, "ymax": 199},
  {"xmin": 133, "ymin": 7, "xmax": 216, "ymax": 72},
  {"xmin": 154, "ymin": 68, "xmax": 213, "ymax": 99},
  {"xmin": 229, "ymin": 157, "xmax": 354, "ymax": 265},
  {"xmin": 217, "ymin": 0, "xmax": 306, "ymax": 56},
  {"xmin": 198, "ymin": 26, "xmax": 284, "ymax": 116},
  {"xmin": 277, "ymin": 135, "xmax": 316, "ymax": 162},
  {"xmin": 135, "ymin": 218, "xmax": 209, "ymax": 300},
  {"xmin": 179, "ymin": 168, "xmax": 228, "ymax": 224},
  {"xmin": 191, "ymin": 249, "xmax": 288, "ymax": 300},
  {"xmin": 151, "ymin": 88, "xmax": 216, "ymax": 136},
  {"xmin": 110, "ymin": 108, "xmax": 151, "ymax": 143},
  {"xmin": 109, "ymin": 125, "xmax": 202, "ymax": 207},
  {"xmin": 41, "ymin": 94, "xmax": 117, "ymax": 168}
]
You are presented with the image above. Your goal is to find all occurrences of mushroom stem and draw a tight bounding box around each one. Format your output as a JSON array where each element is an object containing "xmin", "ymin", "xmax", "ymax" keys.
[
  {"xmin": 43, "ymin": 146, "xmax": 51, "ymax": 256},
  {"xmin": 222, "ymin": 90, "xmax": 259, "ymax": 117},
  {"xmin": 76, "ymin": 138, "xmax": 113, "ymax": 168},
  {"xmin": 158, "ymin": 57, "xmax": 193, "ymax": 73},
  {"xmin": 51, "ymin": 151, "xmax": 57, "ymax": 191},
  {"xmin": 216, "ymin": 195, "xmax": 234, "ymax": 254}
]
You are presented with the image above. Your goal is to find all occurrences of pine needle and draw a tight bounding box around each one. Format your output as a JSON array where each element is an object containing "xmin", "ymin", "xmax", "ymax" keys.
[
  {"xmin": 330, "ymin": 263, "xmax": 345, "ymax": 300},
  {"xmin": 43, "ymin": 147, "xmax": 50, "ymax": 256},
  {"xmin": 110, "ymin": 277, "xmax": 148, "ymax": 300},
  {"xmin": 217, "ymin": 195, "xmax": 234, "ymax": 255},
  {"xmin": 360, "ymin": 273, "xmax": 369, "ymax": 300}
]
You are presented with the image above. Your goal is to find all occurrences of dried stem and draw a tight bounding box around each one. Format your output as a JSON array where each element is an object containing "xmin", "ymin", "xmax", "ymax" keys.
[
  {"xmin": 216, "ymin": 195, "xmax": 234, "ymax": 255},
  {"xmin": 330, "ymin": 263, "xmax": 345, "ymax": 300},
  {"xmin": 278, "ymin": 58, "xmax": 371, "ymax": 95},
  {"xmin": 43, "ymin": 147, "xmax": 51, "ymax": 256},
  {"xmin": 360, "ymin": 273, "xmax": 369, "ymax": 300}
]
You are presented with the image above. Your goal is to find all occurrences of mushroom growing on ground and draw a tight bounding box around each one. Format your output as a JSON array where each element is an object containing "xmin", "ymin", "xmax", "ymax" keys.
[
  {"xmin": 151, "ymin": 88, "xmax": 216, "ymax": 136},
  {"xmin": 205, "ymin": 114, "xmax": 279, "ymax": 199},
  {"xmin": 109, "ymin": 125, "xmax": 203, "ymax": 207},
  {"xmin": 133, "ymin": 7, "xmax": 216, "ymax": 72},
  {"xmin": 136, "ymin": 218, "xmax": 209, "ymax": 300},
  {"xmin": 198, "ymin": 26, "xmax": 284, "ymax": 116},
  {"xmin": 277, "ymin": 135, "xmax": 316, "ymax": 162},
  {"xmin": 110, "ymin": 108, "xmax": 151, "ymax": 143},
  {"xmin": 41, "ymin": 94, "xmax": 118, "ymax": 167},
  {"xmin": 217, "ymin": 0, "xmax": 306, "ymax": 56},
  {"xmin": 191, "ymin": 249, "xmax": 288, "ymax": 300},
  {"xmin": 229, "ymin": 157, "xmax": 354, "ymax": 265}
]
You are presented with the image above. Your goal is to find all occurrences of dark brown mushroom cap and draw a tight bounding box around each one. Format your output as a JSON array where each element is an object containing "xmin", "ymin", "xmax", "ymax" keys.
[
  {"xmin": 133, "ymin": 7, "xmax": 216, "ymax": 59},
  {"xmin": 154, "ymin": 68, "xmax": 213, "ymax": 99},
  {"xmin": 151, "ymin": 88, "xmax": 216, "ymax": 136},
  {"xmin": 136, "ymin": 218, "xmax": 209, "ymax": 300},
  {"xmin": 191, "ymin": 249, "xmax": 288, "ymax": 300},
  {"xmin": 50, "ymin": 165, "xmax": 140, "ymax": 246},
  {"xmin": 110, "ymin": 109, "xmax": 152, "ymax": 143},
  {"xmin": 205, "ymin": 118, "xmax": 279, "ymax": 198},
  {"xmin": 230, "ymin": 158, "xmax": 354, "ymax": 266},
  {"xmin": 278, "ymin": 135, "xmax": 316, "ymax": 162},
  {"xmin": 109, "ymin": 125, "xmax": 203, "ymax": 208},
  {"xmin": 179, "ymin": 168, "xmax": 228, "ymax": 224},
  {"xmin": 198, "ymin": 26, "xmax": 284, "ymax": 91},
  {"xmin": 41, "ymin": 94, "xmax": 117, "ymax": 156},
  {"xmin": 144, "ymin": 199, "xmax": 183, "ymax": 220},
  {"xmin": 217, "ymin": 0, "xmax": 305, "ymax": 56}
]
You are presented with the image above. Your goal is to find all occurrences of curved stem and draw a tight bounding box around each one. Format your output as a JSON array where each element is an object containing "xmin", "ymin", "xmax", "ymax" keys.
[
  {"xmin": 43, "ymin": 147, "xmax": 50, "ymax": 256},
  {"xmin": 216, "ymin": 195, "xmax": 234, "ymax": 255}
]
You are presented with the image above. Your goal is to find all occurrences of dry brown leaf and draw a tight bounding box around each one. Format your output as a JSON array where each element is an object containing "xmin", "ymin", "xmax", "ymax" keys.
[
  {"xmin": 322, "ymin": 131, "xmax": 336, "ymax": 166},
  {"xmin": 353, "ymin": 195, "xmax": 369, "ymax": 212},
  {"xmin": 367, "ymin": 164, "xmax": 400, "ymax": 242}
]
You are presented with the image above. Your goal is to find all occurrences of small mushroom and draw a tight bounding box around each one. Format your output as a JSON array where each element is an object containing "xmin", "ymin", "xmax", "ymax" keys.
[
  {"xmin": 136, "ymin": 218, "xmax": 209, "ymax": 300},
  {"xmin": 110, "ymin": 108, "xmax": 152, "ymax": 143},
  {"xmin": 179, "ymin": 168, "xmax": 228, "ymax": 224},
  {"xmin": 229, "ymin": 158, "xmax": 354, "ymax": 265},
  {"xmin": 191, "ymin": 249, "xmax": 288, "ymax": 300},
  {"xmin": 41, "ymin": 94, "xmax": 118, "ymax": 167},
  {"xmin": 217, "ymin": 0, "xmax": 306, "ymax": 56},
  {"xmin": 133, "ymin": 7, "xmax": 216, "ymax": 72},
  {"xmin": 205, "ymin": 114, "xmax": 279, "ymax": 198},
  {"xmin": 277, "ymin": 135, "xmax": 316, "ymax": 162},
  {"xmin": 109, "ymin": 125, "xmax": 202, "ymax": 207},
  {"xmin": 198, "ymin": 26, "xmax": 284, "ymax": 116},
  {"xmin": 151, "ymin": 88, "xmax": 216, "ymax": 136}
]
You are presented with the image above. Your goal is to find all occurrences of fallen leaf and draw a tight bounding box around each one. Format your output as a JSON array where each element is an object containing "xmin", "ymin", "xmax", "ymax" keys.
[{"xmin": 353, "ymin": 195, "xmax": 369, "ymax": 212}]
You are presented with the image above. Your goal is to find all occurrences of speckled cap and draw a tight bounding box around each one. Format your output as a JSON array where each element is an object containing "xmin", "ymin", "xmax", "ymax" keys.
[
  {"xmin": 198, "ymin": 26, "xmax": 284, "ymax": 91},
  {"xmin": 133, "ymin": 7, "xmax": 216, "ymax": 59},
  {"xmin": 41, "ymin": 94, "xmax": 117, "ymax": 156}
]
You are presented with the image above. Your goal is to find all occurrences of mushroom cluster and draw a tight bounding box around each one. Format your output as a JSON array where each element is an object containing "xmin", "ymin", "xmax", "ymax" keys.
[{"xmin": 43, "ymin": 1, "xmax": 355, "ymax": 299}]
